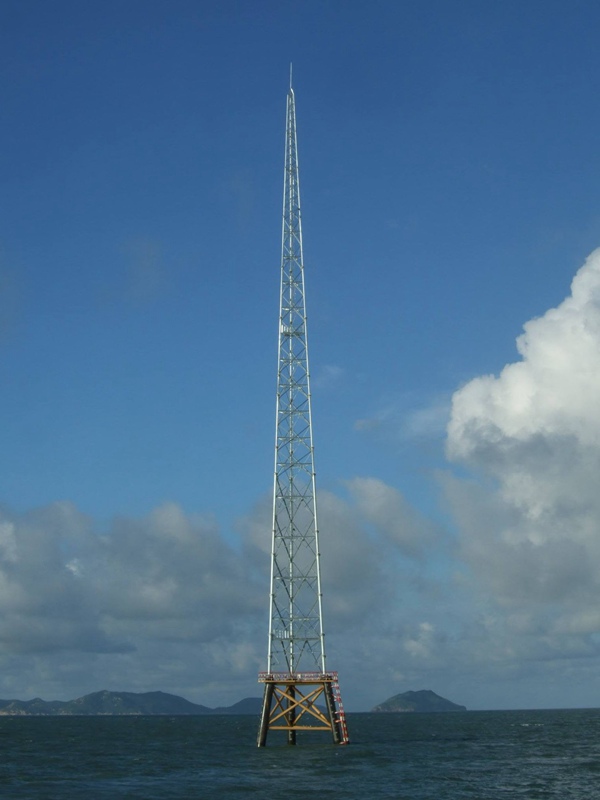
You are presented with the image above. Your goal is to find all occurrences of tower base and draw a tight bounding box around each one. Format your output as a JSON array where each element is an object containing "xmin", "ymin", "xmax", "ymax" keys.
[{"xmin": 257, "ymin": 671, "xmax": 349, "ymax": 747}]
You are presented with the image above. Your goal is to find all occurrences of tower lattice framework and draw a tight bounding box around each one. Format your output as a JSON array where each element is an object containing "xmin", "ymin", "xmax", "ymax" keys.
[{"xmin": 257, "ymin": 78, "xmax": 348, "ymax": 747}]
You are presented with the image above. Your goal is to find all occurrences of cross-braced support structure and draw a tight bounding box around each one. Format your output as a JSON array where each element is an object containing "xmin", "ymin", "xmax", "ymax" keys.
[
  {"xmin": 257, "ymin": 76, "xmax": 348, "ymax": 747},
  {"xmin": 257, "ymin": 672, "xmax": 348, "ymax": 746}
]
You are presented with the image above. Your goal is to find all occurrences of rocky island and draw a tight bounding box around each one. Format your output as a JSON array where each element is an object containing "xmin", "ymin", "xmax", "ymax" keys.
[
  {"xmin": 372, "ymin": 689, "xmax": 466, "ymax": 713},
  {"xmin": 0, "ymin": 690, "xmax": 263, "ymax": 716}
]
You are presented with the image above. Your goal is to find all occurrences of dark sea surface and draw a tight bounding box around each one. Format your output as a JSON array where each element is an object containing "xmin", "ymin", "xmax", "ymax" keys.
[{"xmin": 1, "ymin": 709, "xmax": 599, "ymax": 798}]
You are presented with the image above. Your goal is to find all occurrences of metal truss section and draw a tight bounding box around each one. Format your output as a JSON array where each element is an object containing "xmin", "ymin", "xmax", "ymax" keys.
[
  {"xmin": 257, "ymin": 78, "xmax": 348, "ymax": 747},
  {"xmin": 268, "ymin": 84, "xmax": 325, "ymax": 677}
]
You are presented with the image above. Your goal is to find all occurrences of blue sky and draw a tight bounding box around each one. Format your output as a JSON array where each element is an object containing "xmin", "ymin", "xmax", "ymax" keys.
[{"xmin": 2, "ymin": 0, "xmax": 600, "ymax": 712}]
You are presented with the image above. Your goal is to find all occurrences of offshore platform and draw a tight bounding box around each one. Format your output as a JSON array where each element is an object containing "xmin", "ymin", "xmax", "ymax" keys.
[{"xmin": 257, "ymin": 76, "xmax": 349, "ymax": 747}]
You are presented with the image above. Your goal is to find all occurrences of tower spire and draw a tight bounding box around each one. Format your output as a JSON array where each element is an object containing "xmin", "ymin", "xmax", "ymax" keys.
[{"xmin": 257, "ymin": 78, "xmax": 348, "ymax": 747}]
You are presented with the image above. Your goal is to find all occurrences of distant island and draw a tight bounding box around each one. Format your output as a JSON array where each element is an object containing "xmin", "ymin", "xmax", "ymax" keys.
[
  {"xmin": 0, "ymin": 690, "xmax": 264, "ymax": 717},
  {"xmin": 372, "ymin": 689, "xmax": 467, "ymax": 713},
  {"xmin": 0, "ymin": 688, "xmax": 467, "ymax": 716}
]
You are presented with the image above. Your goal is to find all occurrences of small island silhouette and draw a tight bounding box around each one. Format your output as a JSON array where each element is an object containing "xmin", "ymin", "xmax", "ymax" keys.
[
  {"xmin": 0, "ymin": 688, "xmax": 466, "ymax": 716},
  {"xmin": 372, "ymin": 689, "xmax": 467, "ymax": 713},
  {"xmin": 0, "ymin": 690, "xmax": 263, "ymax": 716}
]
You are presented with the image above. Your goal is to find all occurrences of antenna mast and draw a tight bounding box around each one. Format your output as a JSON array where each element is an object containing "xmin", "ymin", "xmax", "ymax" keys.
[{"xmin": 257, "ymin": 76, "xmax": 348, "ymax": 747}]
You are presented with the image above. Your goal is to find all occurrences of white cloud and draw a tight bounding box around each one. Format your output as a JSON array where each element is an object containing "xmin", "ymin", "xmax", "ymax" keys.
[
  {"xmin": 0, "ymin": 482, "xmax": 459, "ymax": 709},
  {"xmin": 345, "ymin": 476, "xmax": 443, "ymax": 559},
  {"xmin": 14, "ymin": 240, "xmax": 600, "ymax": 722},
  {"xmin": 445, "ymin": 248, "xmax": 600, "ymax": 666},
  {"xmin": 0, "ymin": 501, "xmax": 264, "ymax": 695},
  {"xmin": 449, "ymin": 248, "xmax": 600, "ymax": 459}
]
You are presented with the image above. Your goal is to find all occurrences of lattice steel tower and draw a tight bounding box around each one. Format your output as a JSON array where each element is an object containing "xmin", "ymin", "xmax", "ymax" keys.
[{"xmin": 257, "ymin": 75, "xmax": 348, "ymax": 747}]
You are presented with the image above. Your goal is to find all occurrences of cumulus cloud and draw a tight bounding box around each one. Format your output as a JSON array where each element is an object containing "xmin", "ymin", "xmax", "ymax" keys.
[
  {"xmin": 9, "ymin": 243, "xmax": 600, "ymax": 710},
  {"xmin": 99, "ymin": 503, "xmax": 262, "ymax": 637},
  {"xmin": 0, "ymin": 502, "xmax": 118, "ymax": 655},
  {"xmin": 3, "ymin": 465, "xmax": 568, "ymax": 709},
  {"xmin": 449, "ymin": 248, "xmax": 600, "ymax": 457},
  {"xmin": 345, "ymin": 477, "xmax": 444, "ymax": 559},
  {"xmin": 0, "ymin": 478, "xmax": 459, "ymax": 706},
  {"xmin": 236, "ymin": 487, "xmax": 393, "ymax": 633},
  {"xmin": 445, "ymin": 248, "xmax": 600, "ymax": 659},
  {"xmin": 0, "ymin": 501, "xmax": 266, "ymax": 700}
]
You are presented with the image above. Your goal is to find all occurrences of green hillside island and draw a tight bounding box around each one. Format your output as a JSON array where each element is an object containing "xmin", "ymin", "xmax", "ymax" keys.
[
  {"xmin": 0, "ymin": 690, "xmax": 263, "ymax": 716},
  {"xmin": 372, "ymin": 690, "xmax": 467, "ymax": 713}
]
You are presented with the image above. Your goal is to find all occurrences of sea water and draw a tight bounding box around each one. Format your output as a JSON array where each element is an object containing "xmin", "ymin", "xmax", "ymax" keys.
[{"xmin": 0, "ymin": 709, "xmax": 599, "ymax": 798}]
